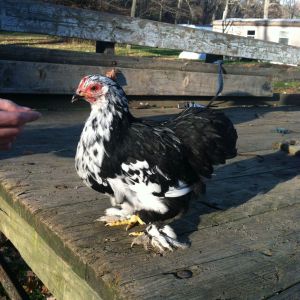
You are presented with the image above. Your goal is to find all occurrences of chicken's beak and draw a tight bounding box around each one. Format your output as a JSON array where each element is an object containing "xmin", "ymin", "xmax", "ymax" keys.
[{"xmin": 71, "ymin": 94, "xmax": 84, "ymax": 103}]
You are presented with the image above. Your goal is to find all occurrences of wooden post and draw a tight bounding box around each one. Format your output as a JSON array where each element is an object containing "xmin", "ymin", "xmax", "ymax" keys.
[{"xmin": 95, "ymin": 41, "xmax": 115, "ymax": 54}]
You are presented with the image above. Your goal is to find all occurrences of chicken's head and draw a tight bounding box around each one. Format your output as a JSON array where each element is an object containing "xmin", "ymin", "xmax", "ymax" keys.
[
  {"xmin": 72, "ymin": 75, "xmax": 111, "ymax": 104},
  {"xmin": 72, "ymin": 71, "xmax": 128, "ymax": 111}
]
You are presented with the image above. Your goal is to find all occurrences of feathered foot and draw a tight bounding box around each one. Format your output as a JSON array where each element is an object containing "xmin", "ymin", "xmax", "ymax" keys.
[
  {"xmin": 131, "ymin": 224, "xmax": 189, "ymax": 254},
  {"xmin": 129, "ymin": 231, "xmax": 144, "ymax": 237},
  {"xmin": 98, "ymin": 214, "xmax": 145, "ymax": 231}
]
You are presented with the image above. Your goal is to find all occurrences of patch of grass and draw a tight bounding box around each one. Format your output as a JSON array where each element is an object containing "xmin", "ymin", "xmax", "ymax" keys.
[
  {"xmin": 0, "ymin": 31, "xmax": 96, "ymax": 52},
  {"xmin": 0, "ymin": 31, "xmax": 180, "ymax": 57},
  {"xmin": 273, "ymin": 81, "xmax": 300, "ymax": 93},
  {"xmin": 116, "ymin": 44, "xmax": 180, "ymax": 57}
]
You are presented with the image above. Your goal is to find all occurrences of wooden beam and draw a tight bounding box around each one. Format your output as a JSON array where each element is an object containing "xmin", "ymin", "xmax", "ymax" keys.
[
  {"xmin": 0, "ymin": 60, "xmax": 272, "ymax": 97},
  {"xmin": 0, "ymin": 0, "xmax": 299, "ymax": 65},
  {"xmin": 0, "ymin": 194, "xmax": 103, "ymax": 300},
  {"xmin": 0, "ymin": 46, "xmax": 299, "ymax": 82},
  {"xmin": 0, "ymin": 45, "xmax": 245, "ymax": 74}
]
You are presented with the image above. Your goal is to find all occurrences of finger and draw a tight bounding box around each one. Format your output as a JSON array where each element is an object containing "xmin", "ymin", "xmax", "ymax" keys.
[
  {"xmin": 19, "ymin": 111, "xmax": 42, "ymax": 123},
  {"xmin": 0, "ymin": 98, "xmax": 33, "ymax": 112},
  {"xmin": 0, "ymin": 111, "xmax": 41, "ymax": 127},
  {"xmin": 0, "ymin": 99, "xmax": 18, "ymax": 111},
  {"xmin": 0, "ymin": 143, "xmax": 12, "ymax": 151},
  {"xmin": 0, "ymin": 127, "xmax": 21, "ymax": 139}
]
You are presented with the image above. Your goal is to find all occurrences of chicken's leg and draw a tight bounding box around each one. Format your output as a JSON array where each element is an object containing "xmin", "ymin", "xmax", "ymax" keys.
[
  {"xmin": 105, "ymin": 215, "xmax": 145, "ymax": 230},
  {"xmin": 98, "ymin": 212, "xmax": 145, "ymax": 231},
  {"xmin": 131, "ymin": 224, "xmax": 189, "ymax": 253}
]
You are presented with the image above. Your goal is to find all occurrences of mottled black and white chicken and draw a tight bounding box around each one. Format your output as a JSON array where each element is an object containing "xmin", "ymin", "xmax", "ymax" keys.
[{"xmin": 72, "ymin": 72, "xmax": 237, "ymax": 253}]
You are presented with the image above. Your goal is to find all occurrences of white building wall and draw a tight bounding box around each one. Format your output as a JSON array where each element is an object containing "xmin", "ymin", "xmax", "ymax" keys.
[{"xmin": 213, "ymin": 21, "xmax": 300, "ymax": 47}]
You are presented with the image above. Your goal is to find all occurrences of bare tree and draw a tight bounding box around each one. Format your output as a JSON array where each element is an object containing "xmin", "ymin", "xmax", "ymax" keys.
[
  {"xmin": 222, "ymin": 0, "xmax": 230, "ymax": 20},
  {"xmin": 240, "ymin": 0, "xmax": 264, "ymax": 18},
  {"xmin": 175, "ymin": 0, "xmax": 183, "ymax": 24},
  {"xmin": 158, "ymin": 0, "xmax": 165, "ymax": 21},
  {"xmin": 264, "ymin": 0, "xmax": 270, "ymax": 18},
  {"xmin": 268, "ymin": 0, "xmax": 283, "ymax": 18},
  {"xmin": 55, "ymin": 0, "xmax": 299, "ymax": 23},
  {"xmin": 130, "ymin": 0, "xmax": 137, "ymax": 17},
  {"xmin": 281, "ymin": 0, "xmax": 299, "ymax": 18}
]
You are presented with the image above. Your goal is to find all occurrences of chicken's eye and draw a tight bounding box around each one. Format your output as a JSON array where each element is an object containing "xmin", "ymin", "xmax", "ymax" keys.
[{"xmin": 90, "ymin": 85, "xmax": 98, "ymax": 92}]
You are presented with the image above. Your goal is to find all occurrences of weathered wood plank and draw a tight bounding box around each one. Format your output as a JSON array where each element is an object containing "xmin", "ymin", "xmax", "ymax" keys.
[
  {"xmin": 40, "ymin": 192, "xmax": 300, "ymax": 299},
  {"xmin": 2, "ymin": 155, "xmax": 300, "ymax": 299},
  {"xmin": 0, "ymin": 0, "xmax": 300, "ymax": 65},
  {"xmin": 0, "ymin": 107, "xmax": 300, "ymax": 299},
  {"xmin": 0, "ymin": 196, "xmax": 103, "ymax": 300},
  {"xmin": 1, "ymin": 45, "xmax": 300, "ymax": 81},
  {"xmin": 119, "ymin": 227, "xmax": 300, "ymax": 299},
  {"xmin": 270, "ymin": 283, "xmax": 300, "ymax": 299},
  {"xmin": 0, "ymin": 60, "xmax": 273, "ymax": 96}
]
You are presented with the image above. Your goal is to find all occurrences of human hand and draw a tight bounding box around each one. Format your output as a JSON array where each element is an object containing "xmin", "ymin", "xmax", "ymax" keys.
[{"xmin": 0, "ymin": 99, "xmax": 41, "ymax": 150}]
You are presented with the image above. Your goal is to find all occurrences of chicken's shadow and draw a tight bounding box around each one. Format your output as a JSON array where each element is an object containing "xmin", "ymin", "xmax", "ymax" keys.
[{"xmin": 170, "ymin": 151, "xmax": 300, "ymax": 246}]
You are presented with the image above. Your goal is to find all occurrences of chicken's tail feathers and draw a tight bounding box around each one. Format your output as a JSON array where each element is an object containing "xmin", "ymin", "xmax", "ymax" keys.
[{"xmin": 166, "ymin": 107, "xmax": 237, "ymax": 178}]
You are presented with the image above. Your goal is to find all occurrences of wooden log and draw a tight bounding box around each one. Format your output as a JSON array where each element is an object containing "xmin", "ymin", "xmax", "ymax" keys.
[
  {"xmin": 0, "ymin": 60, "xmax": 272, "ymax": 96},
  {"xmin": 0, "ymin": 0, "xmax": 300, "ymax": 65}
]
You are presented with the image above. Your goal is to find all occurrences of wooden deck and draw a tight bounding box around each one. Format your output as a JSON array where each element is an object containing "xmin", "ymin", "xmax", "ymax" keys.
[{"xmin": 1, "ymin": 105, "xmax": 300, "ymax": 299}]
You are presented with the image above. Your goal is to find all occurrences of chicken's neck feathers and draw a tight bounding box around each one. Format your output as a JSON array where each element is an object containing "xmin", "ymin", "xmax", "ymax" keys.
[{"xmin": 77, "ymin": 95, "xmax": 132, "ymax": 176}]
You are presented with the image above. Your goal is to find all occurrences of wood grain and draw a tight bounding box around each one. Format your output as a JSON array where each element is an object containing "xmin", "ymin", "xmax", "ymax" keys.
[
  {"xmin": 0, "ymin": 192, "xmax": 103, "ymax": 300},
  {"xmin": 0, "ymin": 45, "xmax": 299, "ymax": 82},
  {"xmin": 0, "ymin": 60, "xmax": 272, "ymax": 96},
  {"xmin": 269, "ymin": 283, "xmax": 300, "ymax": 299},
  {"xmin": 0, "ymin": 0, "xmax": 300, "ymax": 65},
  {"xmin": 0, "ymin": 106, "xmax": 300, "ymax": 299}
]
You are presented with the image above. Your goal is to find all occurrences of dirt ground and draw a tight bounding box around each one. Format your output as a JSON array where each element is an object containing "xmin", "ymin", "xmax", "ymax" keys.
[{"xmin": 0, "ymin": 233, "xmax": 55, "ymax": 300}]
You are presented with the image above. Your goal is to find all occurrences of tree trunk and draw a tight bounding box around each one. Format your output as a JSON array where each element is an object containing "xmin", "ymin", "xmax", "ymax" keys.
[
  {"xmin": 127, "ymin": 0, "xmax": 138, "ymax": 50},
  {"xmin": 264, "ymin": 0, "xmax": 269, "ymax": 18},
  {"xmin": 289, "ymin": 0, "xmax": 296, "ymax": 18},
  {"xmin": 175, "ymin": 0, "xmax": 183, "ymax": 24},
  {"xmin": 159, "ymin": 0, "xmax": 164, "ymax": 22},
  {"xmin": 222, "ymin": 0, "xmax": 230, "ymax": 20},
  {"xmin": 130, "ymin": 0, "xmax": 137, "ymax": 19},
  {"xmin": 185, "ymin": 0, "xmax": 195, "ymax": 23}
]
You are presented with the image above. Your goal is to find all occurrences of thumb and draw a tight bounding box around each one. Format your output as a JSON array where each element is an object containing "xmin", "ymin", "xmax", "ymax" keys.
[{"xmin": 0, "ymin": 99, "xmax": 33, "ymax": 112}]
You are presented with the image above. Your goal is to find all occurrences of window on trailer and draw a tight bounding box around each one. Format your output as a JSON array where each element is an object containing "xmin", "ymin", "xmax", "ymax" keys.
[
  {"xmin": 279, "ymin": 31, "xmax": 289, "ymax": 45},
  {"xmin": 247, "ymin": 30, "xmax": 255, "ymax": 39}
]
